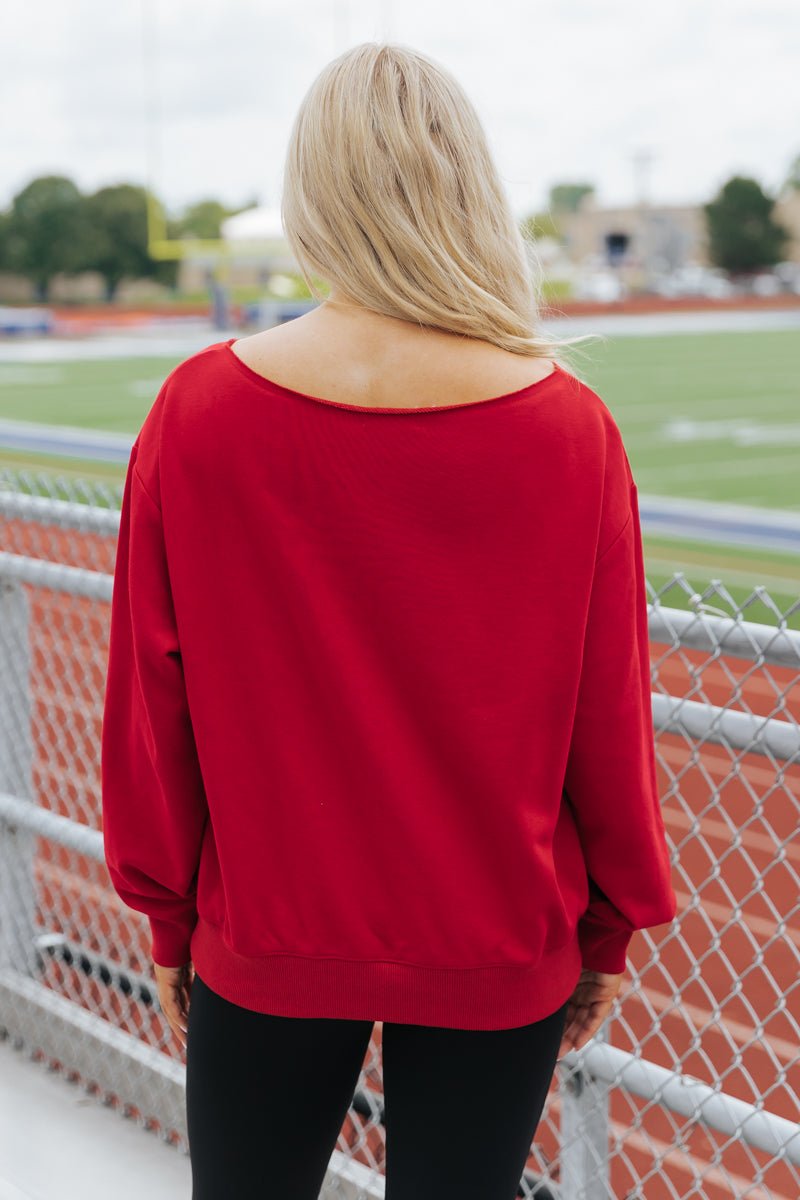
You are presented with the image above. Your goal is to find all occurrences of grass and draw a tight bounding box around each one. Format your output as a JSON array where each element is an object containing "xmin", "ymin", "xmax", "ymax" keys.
[{"xmin": 561, "ymin": 329, "xmax": 799, "ymax": 509}]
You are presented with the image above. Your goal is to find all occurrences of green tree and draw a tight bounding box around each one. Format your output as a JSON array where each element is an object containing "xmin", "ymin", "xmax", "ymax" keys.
[
  {"xmin": 0, "ymin": 209, "xmax": 13, "ymax": 271},
  {"xmin": 177, "ymin": 199, "xmax": 229, "ymax": 240},
  {"xmin": 782, "ymin": 152, "xmax": 800, "ymax": 192},
  {"xmin": 521, "ymin": 211, "xmax": 562, "ymax": 241},
  {"xmin": 5, "ymin": 175, "xmax": 93, "ymax": 300},
  {"xmin": 83, "ymin": 183, "xmax": 177, "ymax": 301},
  {"xmin": 704, "ymin": 175, "xmax": 790, "ymax": 275},
  {"xmin": 176, "ymin": 198, "xmax": 250, "ymax": 240},
  {"xmin": 549, "ymin": 183, "xmax": 594, "ymax": 214}
]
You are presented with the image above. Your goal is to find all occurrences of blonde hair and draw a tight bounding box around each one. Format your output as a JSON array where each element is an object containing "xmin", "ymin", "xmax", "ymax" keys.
[{"xmin": 281, "ymin": 41, "xmax": 603, "ymax": 368}]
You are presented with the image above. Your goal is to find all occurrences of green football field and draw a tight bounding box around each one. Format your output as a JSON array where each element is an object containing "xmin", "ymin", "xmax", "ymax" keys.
[{"xmin": 0, "ymin": 328, "xmax": 798, "ymax": 621}]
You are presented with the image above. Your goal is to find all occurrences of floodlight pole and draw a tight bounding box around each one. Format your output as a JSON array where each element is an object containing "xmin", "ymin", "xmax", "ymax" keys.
[
  {"xmin": 632, "ymin": 146, "xmax": 655, "ymax": 294},
  {"xmin": 141, "ymin": 0, "xmax": 163, "ymax": 255}
]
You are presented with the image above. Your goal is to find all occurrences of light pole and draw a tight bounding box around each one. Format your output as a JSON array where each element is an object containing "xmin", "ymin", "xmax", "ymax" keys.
[
  {"xmin": 333, "ymin": 0, "xmax": 350, "ymax": 51},
  {"xmin": 632, "ymin": 147, "xmax": 656, "ymax": 293}
]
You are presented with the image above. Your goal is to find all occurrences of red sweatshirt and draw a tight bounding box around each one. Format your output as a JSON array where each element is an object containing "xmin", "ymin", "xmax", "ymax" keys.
[{"xmin": 101, "ymin": 336, "xmax": 677, "ymax": 1030}]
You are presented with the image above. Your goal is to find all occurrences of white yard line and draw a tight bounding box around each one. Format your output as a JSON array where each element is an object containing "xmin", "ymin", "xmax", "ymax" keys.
[{"xmin": 639, "ymin": 453, "xmax": 800, "ymax": 482}]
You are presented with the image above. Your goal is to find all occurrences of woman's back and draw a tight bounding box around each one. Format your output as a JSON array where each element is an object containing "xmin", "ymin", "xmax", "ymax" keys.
[{"xmin": 101, "ymin": 316, "xmax": 676, "ymax": 1030}]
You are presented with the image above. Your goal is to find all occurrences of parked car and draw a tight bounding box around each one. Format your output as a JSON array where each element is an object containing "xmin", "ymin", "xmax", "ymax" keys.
[
  {"xmin": 651, "ymin": 266, "xmax": 734, "ymax": 299},
  {"xmin": 0, "ymin": 306, "xmax": 56, "ymax": 335},
  {"xmin": 240, "ymin": 298, "xmax": 317, "ymax": 329},
  {"xmin": 750, "ymin": 272, "xmax": 783, "ymax": 296},
  {"xmin": 573, "ymin": 271, "xmax": 625, "ymax": 302}
]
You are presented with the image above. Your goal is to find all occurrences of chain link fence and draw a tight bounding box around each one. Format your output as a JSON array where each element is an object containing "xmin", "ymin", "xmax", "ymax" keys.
[{"xmin": 1, "ymin": 464, "xmax": 798, "ymax": 1200}]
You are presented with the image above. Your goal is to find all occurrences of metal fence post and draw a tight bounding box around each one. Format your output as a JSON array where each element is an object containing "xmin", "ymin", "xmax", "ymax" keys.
[
  {"xmin": 0, "ymin": 577, "xmax": 37, "ymax": 982},
  {"xmin": 558, "ymin": 1019, "xmax": 613, "ymax": 1199}
]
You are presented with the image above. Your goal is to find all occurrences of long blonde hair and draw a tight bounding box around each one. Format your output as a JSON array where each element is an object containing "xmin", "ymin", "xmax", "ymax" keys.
[{"xmin": 281, "ymin": 41, "xmax": 603, "ymax": 368}]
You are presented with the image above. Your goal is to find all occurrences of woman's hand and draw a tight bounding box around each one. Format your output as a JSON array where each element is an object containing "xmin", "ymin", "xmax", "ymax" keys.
[
  {"xmin": 558, "ymin": 968, "xmax": 624, "ymax": 1057},
  {"xmin": 154, "ymin": 960, "xmax": 194, "ymax": 1049}
]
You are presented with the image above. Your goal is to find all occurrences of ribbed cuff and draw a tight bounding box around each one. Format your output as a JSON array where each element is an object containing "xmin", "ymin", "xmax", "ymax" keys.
[
  {"xmin": 577, "ymin": 923, "xmax": 632, "ymax": 974},
  {"xmin": 150, "ymin": 916, "xmax": 196, "ymax": 968}
]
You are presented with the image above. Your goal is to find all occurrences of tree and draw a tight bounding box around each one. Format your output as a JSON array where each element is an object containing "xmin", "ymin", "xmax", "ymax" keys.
[
  {"xmin": 177, "ymin": 199, "xmax": 233, "ymax": 240},
  {"xmin": 704, "ymin": 175, "xmax": 790, "ymax": 275},
  {"xmin": 549, "ymin": 184, "xmax": 594, "ymax": 214},
  {"xmin": 0, "ymin": 210, "xmax": 13, "ymax": 271},
  {"xmin": 782, "ymin": 152, "xmax": 800, "ymax": 193},
  {"xmin": 83, "ymin": 183, "xmax": 176, "ymax": 301},
  {"xmin": 5, "ymin": 176, "xmax": 93, "ymax": 300},
  {"xmin": 521, "ymin": 211, "xmax": 562, "ymax": 241}
]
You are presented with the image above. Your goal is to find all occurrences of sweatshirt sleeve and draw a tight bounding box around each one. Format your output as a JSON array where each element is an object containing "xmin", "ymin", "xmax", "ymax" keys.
[
  {"xmin": 563, "ymin": 479, "xmax": 678, "ymax": 974},
  {"xmin": 101, "ymin": 438, "xmax": 209, "ymax": 968}
]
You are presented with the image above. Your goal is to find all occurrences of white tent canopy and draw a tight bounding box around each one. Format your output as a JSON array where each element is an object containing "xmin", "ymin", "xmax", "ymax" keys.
[{"xmin": 221, "ymin": 205, "xmax": 286, "ymax": 244}]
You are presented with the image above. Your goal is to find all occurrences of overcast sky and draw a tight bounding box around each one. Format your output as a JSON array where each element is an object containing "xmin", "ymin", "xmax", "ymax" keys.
[{"xmin": 3, "ymin": 0, "xmax": 798, "ymax": 220}]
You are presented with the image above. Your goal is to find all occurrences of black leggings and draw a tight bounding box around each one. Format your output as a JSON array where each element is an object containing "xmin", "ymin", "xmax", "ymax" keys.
[{"xmin": 185, "ymin": 970, "xmax": 568, "ymax": 1200}]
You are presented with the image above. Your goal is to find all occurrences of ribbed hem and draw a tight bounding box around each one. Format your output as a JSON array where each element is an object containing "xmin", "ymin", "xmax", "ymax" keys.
[{"xmin": 190, "ymin": 916, "xmax": 582, "ymax": 1030}]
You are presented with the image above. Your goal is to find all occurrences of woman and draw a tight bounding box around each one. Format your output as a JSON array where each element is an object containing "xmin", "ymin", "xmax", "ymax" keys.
[{"xmin": 101, "ymin": 41, "xmax": 676, "ymax": 1200}]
